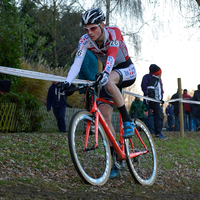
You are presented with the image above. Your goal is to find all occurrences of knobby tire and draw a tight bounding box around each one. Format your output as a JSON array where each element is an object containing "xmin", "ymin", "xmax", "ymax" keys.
[
  {"xmin": 68, "ymin": 110, "xmax": 111, "ymax": 186},
  {"xmin": 125, "ymin": 119, "xmax": 158, "ymax": 186}
]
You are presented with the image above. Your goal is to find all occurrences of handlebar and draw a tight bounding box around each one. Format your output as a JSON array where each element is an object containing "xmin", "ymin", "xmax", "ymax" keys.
[{"xmin": 57, "ymin": 81, "xmax": 113, "ymax": 108}]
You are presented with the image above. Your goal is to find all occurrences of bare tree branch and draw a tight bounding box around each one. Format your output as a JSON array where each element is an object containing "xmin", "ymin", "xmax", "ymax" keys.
[{"xmin": 196, "ymin": 0, "xmax": 200, "ymax": 6}]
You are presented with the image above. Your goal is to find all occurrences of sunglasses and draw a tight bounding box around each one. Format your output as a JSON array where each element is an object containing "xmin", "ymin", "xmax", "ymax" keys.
[{"xmin": 84, "ymin": 24, "xmax": 99, "ymax": 33}]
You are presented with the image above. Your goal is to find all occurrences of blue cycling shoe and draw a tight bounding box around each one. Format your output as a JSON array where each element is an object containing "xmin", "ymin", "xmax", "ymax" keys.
[
  {"xmin": 123, "ymin": 121, "xmax": 135, "ymax": 139},
  {"xmin": 109, "ymin": 164, "xmax": 118, "ymax": 179},
  {"xmin": 156, "ymin": 133, "xmax": 167, "ymax": 140}
]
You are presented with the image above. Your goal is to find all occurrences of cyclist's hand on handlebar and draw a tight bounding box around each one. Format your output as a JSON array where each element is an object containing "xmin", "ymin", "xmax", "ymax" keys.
[
  {"xmin": 63, "ymin": 82, "xmax": 76, "ymax": 96},
  {"xmin": 95, "ymin": 71, "xmax": 109, "ymax": 86},
  {"xmin": 63, "ymin": 81, "xmax": 70, "ymax": 90},
  {"xmin": 57, "ymin": 82, "xmax": 70, "ymax": 91}
]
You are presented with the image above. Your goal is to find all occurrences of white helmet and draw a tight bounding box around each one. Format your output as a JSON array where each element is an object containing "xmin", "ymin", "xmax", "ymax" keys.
[{"xmin": 82, "ymin": 8, "xmax": 105, "ymax": 25}]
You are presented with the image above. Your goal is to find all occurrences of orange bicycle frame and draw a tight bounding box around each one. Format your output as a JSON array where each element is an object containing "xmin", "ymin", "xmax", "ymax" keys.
[{"xmin": 84, "ymin": 96, "xmax": 149, "ymax": 160}]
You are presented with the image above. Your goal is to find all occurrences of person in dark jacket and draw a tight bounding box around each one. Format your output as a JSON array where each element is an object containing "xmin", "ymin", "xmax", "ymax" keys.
[
  {"xmin": 171, "ymin": 91, "xmax": 180, "ymax": 131},
  {"xmin": 141, "ymin": 64, "xmax": 164, "ymax": 135},
  {"xmin": 193, "ymin": 84, "xmax": 200, "ymax": 131},
  {"xmin": 47, "ymin": 81, "xmax": 67, "ymax": 133},
  {"xmin": 147, "ymin": 65, "xmax": 166, "ymax": 139},
  {"xmin": 0, "ymin": 80, "xmax": 11, "ymax": 95},
  {"xmin": 165, "ymin": 103, "xmax": 174, "ymax": 131}
]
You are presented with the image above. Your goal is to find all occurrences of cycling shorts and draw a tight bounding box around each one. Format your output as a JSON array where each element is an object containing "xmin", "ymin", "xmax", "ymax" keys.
[{"xmin": 98, "ymin": 63, "xmax": 136, "ymax": 106}]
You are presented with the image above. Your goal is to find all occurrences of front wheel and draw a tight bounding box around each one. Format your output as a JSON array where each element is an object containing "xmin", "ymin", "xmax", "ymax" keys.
[
  {"xmin": 125, "ymin": 119, "xmax": 158, "ymax": 186},
  {"xmin": 68, "ymin": 110, "xmax": 111, "ymax": 186}
]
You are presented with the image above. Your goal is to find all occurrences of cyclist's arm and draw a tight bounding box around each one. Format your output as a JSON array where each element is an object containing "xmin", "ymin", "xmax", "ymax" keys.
[
  {"xmin": 65, "ymin": 35, "xmax": 89, "ymax": 84},
  {"xmin": 103, "ymin": 28, "xmax": 122, "ymax": 74}
]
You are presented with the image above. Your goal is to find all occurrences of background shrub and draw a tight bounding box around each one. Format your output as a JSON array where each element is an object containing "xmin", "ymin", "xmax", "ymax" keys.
[{"xmin": 0, "ymin": 91, "xmax": 43, "ymax": 132}]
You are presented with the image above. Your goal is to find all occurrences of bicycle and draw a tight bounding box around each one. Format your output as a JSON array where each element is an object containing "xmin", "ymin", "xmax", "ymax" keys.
[{"xmin": 62, "ymin": 81, "xmax": 158, "ymax": 186}]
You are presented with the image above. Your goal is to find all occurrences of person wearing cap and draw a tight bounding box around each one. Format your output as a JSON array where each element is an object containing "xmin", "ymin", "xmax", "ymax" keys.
[
  {"xmin": 0, "ymin": 80, "xmax": 11, "ymax": 95},
  {"xmin": 62, "ymin": 8, "xmax": 137, "ymax": 178},
  {"xmin": 147, "ymin": 65, "xmax": 167, "ymax": 139},
  {"xmin": 141, "ymin": 64, "xmax": 165, "ymax": 134}
]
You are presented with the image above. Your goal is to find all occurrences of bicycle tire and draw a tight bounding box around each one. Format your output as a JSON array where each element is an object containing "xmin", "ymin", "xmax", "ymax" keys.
[
  {"xmin": 68, "ymin": 110, "xmax": 111, "ymax": 186},
  {"xmin": 125, "ymin": 119, "xmax": 158, "ymax": 186}
]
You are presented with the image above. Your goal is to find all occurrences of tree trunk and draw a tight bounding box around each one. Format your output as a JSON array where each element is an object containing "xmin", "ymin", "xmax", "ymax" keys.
[
  {"xmin": 196, "ymin": 0, "xmax": 200, "ymax": 6},
  {"xmin": 106, "ymin": 0, "xmax": 110, "ymax": 26},
  {"xmin": 52, "ymin": 0, "xmax": 58, "ymax": 68}
]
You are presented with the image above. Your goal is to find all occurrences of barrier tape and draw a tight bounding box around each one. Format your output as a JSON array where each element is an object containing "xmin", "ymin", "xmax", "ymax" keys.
[
  {"xmin": 0, "ymin": 66, "xmax": 88, "ymax": 84},
  {"xmin": 1, "ymin": 66, "xmax": 200, "ymax": 105}
]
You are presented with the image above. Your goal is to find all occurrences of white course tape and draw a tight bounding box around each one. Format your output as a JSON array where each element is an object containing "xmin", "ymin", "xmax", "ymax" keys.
[
  {"xmin": 123, "ymin": 90, "xmax": 161, "ymax": 103},
  {"xmin": 0, "ymin": 66, "xmax": 92, "ymax": 84},
  {"xmin": 123, "ymin": 90, "xmax": 200, "ymax": 105},
  {"xmin": 1, "ymin": 66, "xmax": 200, "ymax": 105}
]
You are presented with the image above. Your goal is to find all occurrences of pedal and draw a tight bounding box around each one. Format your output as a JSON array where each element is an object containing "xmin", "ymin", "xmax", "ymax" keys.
[{"xmin": 112, "ymin": 142, "xmax": 126, "ymax": 170}]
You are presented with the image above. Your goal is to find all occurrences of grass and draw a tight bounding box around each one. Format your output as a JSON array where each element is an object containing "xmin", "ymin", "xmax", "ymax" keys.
[
  {"xmin": 0, "ymin": 131, "xmax": 200, "ymax": 199},
  {"xmin": 155, "ymin": 134, "xmax": 200, "ymax": 170}
]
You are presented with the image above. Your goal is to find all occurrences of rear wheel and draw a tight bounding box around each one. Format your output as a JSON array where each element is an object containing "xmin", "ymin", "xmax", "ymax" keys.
[
  {"xmin": 68, "ymin": 110, "xmax": 111, "ymax": 186},
  {"xmin": 125, "ymin": 119, "xmax": 157, "ymax": 185}
]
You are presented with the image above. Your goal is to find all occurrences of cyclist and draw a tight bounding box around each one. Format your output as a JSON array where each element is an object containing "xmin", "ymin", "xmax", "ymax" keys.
[{"xmin": 63, "ymin": 8, "xmax": 137, "ymax": 178}]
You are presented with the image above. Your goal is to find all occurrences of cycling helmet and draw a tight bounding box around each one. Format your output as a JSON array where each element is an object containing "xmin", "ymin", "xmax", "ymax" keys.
[{"xmin": 82, "ymin": 8, "xmax": 105, "ymax": 25}]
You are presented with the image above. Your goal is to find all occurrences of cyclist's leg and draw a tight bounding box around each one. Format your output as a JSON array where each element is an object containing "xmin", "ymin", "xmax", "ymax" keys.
[
  {"xmin": 98, "ymin": 102, "xmax": 119, "ymax": 178},
  {"xmin": 98, "ymin": 103, "xmax": 116, "ymax": 138},
  {"xmin": 105, "ymin": 65, "xmax": 136, "ymax": 139}
]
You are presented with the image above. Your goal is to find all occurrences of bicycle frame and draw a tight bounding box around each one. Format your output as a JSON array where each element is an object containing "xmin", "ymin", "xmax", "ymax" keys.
[{"xmin": 84, "ymin": 94, "xmax": 149, "ymax": 161}]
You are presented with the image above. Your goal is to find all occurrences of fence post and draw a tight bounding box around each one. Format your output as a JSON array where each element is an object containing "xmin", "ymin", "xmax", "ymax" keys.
[{"xmin": 178, "ymin": 78, "xmax": 184, "ymax": 138}]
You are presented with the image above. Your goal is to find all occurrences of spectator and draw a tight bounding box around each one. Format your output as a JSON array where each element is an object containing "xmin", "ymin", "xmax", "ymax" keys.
[
  {"xmin": 171, "ymin": 90, "xmax": 180, "ymax": 131},
  {"xmin": 78, "ymin": 49, "xmax": 98, "ymax": 83},
  {"xmin": 165, "ymin": 103, "xmax": 174, "ymax": 131},
  {"xmin": 0, "ymin": 80, "xmax": 11, "ymax": 95},
  {"xmin": 141, "ymin": 64, "xmax": 164, "ymax": 134},
  {"xmin": 189, "ymin": 97, "xmax": 196, "ymax": 131},
  {"xmin": 165, "ymin": 120, "xmax": 170, "ymax": 131},
  {"xmin": 182, "ymin": 89, "xmax": 192, "ymax": 131},
  {"xmin": 47, "ymin": 81, "xmax": 68, "ymax": 133},
  {"xmin": 193, "ymin": 84, "xmax": 200, "ymax": 131},
  {"xmin": 147, "ymin": 65, "xmax": 166, "ymax": 139},
  {"xmin": 129, "ymin": 97, "xmax": 147, "ymax": 122}
]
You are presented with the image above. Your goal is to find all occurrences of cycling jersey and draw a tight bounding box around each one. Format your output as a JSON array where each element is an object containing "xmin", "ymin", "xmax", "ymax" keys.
[{"xmin": 66, "ymin": 26, "xmax": 137, "ymax": 84}]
